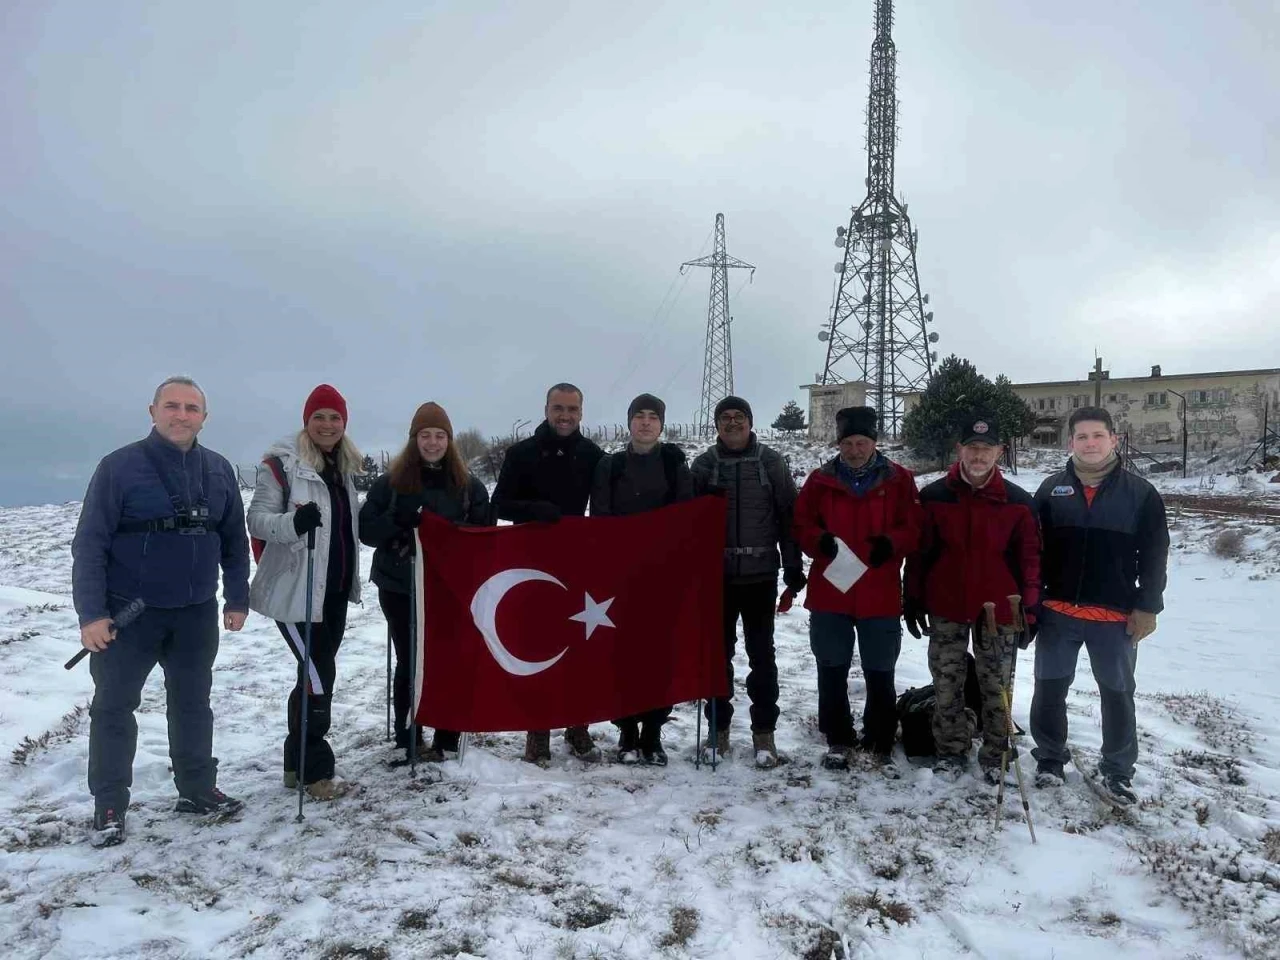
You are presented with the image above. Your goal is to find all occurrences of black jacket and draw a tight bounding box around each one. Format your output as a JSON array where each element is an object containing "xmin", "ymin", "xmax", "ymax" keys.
[
  {"xmin": 589, "ymin": 443, "xmax": 694, "ymax": 517},
  {"xmin": 1034, "ymin": 461, "xmax": 1169, "ymax": 615},
  {"xmin": 358, "ymin": 466, "xmax": 491, "ymax": 595},
  {"xmin": 690, "ymin": 435, "xmax": 802, "ymax": 582},
  {"xmin": 492, "ymin": 422, "xmax": 604, "ymax": 522}
]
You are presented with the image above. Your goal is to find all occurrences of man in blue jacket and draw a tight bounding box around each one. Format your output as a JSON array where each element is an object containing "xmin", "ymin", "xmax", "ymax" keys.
[{"xmin": 72, "ymin": 377, "xmax": 251, "ymax": 846}]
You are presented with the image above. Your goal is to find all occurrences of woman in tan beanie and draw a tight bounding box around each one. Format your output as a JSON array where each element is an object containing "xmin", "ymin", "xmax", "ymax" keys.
[{"xmin": 358, "ymin": 402, "xmax": 491, "ymax": 762}]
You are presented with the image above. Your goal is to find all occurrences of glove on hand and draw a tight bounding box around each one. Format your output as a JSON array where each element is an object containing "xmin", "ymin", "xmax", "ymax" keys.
[
  {"xmin": 817, "ymin": 533, "xmax": 838, "ymax": 560},
  {"xmin": 393, "ymin": 499, "xmax": 423, "ymax": 530},
  {"xmin": 867, "ymin": 535, "xmax": 893, "ymax": 568},
  {"xmin": 782, "ymin": 567, "xmax": 807, "ymax": 593},
  {"xmin": 527, "ymin": 501, "xmax": 562, "ymax": 524},
  {"xmin": 1126, "ymin": 609, "xmax": 1157, "ymax": 645},
  {"xmin": 292, "ymin": 502, "xmax": 323, "ymax": 536},
  {"xmin": 903, "ymin": 597, "xmax": 928, "ymax": 640}
]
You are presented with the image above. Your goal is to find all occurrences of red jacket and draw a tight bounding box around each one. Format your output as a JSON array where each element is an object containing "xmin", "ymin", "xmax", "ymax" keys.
[
  {"xmin": 793, "ymin": 456, "xmax": 923, "ymax": 619},
  {"xmin": 904, "ymin": 463, "xmax": 1041, "ymax": 626}
]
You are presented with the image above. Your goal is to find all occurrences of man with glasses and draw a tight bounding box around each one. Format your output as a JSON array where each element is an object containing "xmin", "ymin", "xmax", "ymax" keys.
[{"xmin": 691, "ymin": 397, "xmax": 805, "ymax": 768}]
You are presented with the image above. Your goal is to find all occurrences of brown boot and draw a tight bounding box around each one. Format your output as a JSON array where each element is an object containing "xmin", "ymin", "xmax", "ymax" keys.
[
  {"xmin": 700, "ymin": 727, "xmax": 732, "ymax": 764},
  {"xmin": 564, "ymin": 726, "xmax": 601, "ymax": 763},
  {"xmin": 305, "ymin": 778, "xmax": 354, "ymax": 801},
  {"xmin": 523, "ymin": 730, "xmax": 552, "ymax": 766},
  {"xmin": 752, "ymin": 731, "xmax": 779, "ymax": 769}
]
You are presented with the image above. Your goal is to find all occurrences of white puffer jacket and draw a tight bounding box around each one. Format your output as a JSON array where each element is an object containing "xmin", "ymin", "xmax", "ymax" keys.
[{"xmin": 247, "ymin": 436, "xmax": 361, "ymax": 623}]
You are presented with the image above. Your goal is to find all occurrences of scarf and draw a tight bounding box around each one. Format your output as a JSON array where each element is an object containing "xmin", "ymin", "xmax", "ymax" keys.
[
  {"xmin": 836, "ymin": 451, "xmax": 887, "ymax": 494},
  {"xmin": 1071, "ymin": 450, "xmax": 1119, "ymax": 487}
]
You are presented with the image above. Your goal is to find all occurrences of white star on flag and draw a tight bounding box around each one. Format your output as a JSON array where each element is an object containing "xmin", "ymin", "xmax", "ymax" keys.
[{"xmin": 569, "ymin": 593, "xmax": 616, "ymax": 640}]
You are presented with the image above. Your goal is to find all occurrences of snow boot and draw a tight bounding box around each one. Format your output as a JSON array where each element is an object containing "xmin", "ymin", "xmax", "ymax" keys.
[
  {"xmin": 821, "ymin": 745, "xmax": 851, "ymax": 771},
  {"xmin": 752, "ymin": 731, "xmax": 779, "ymax": 769},
  {"xmin": 175, "ymin": 786, "xmax": 244, "ymax": 816},
  {"xmin": 933, "ymin": 755, "xmax": 966, "ymax": 780},
  {"xmin": 982, "ymin": 763, "xmax": 1017, "ymax": 787},
  {"xmin": 90, "ymin": 806, "xmax": 126, "ymax": 848},
  {"xmin": 1033, "ymin": 759, "xmax": 1066, "ymax": 789},
  {"xmin": 616, "ymin": 722, "xmax": 641, "ymax": 764},
  {"xmin": 1098, "ymin": 770, "xmax": 1137, "ymax": 806},
  {"xmin": 564, "ymin": 725, "xmax": 601, "ymax": 763},
  {"xmin": 701, "ymin": 728, "xmax": 731, "ymax": 765},
  {"xmin": 523, "ymin": 731, "xmax": 552, "ymax": 766},
  {"xmin": 640, "ymin": 722, "xmax": 667, "ymax": 767}
]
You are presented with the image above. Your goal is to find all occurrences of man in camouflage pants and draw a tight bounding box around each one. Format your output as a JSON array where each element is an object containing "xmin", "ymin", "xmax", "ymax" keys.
[{"xmin": 903, "ymin": 416, "xmax": 1041, "ymax": 782}]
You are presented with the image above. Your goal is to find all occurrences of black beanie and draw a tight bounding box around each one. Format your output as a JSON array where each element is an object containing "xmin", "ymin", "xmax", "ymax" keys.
[
  {"xmin": 836, "ymin": 406, "xmax": 878, "ymax": 442},
  {"xmin": 628, "ymin": 393, "xmax": 666, "ymax": 425},
  {"xmin": 714, "ymin": 396, "xmax": 753, "ymax": 426}
]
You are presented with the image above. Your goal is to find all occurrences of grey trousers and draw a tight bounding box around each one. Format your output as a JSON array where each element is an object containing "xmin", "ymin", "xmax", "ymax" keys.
[{"xmin": 1030, "ymin": 606, "xmax": 1139, "ymax": 780}]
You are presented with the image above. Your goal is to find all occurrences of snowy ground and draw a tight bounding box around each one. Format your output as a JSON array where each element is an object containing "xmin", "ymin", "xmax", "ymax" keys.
[{"xmin": 2, "ymin": 461, "xmax": 1280, "ymax": 959}]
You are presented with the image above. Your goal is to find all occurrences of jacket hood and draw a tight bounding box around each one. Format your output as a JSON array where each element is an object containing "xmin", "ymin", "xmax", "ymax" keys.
[{"xmin": 263, "ymin": 435, "xmax": 299, "ymax": 462}]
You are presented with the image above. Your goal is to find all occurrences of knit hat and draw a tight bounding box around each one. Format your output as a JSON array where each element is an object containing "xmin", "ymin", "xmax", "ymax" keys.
[
  {"xmin": 303, "ymin": 384, "xmax": 347, "ymax": 425},
  {"xmin": 836, "ymin": 406, "xmax": 878, "ymax": 442},
  {"xmin": 714, "ymin": 396, "xmax": 753, "ymax": 426},
  {"xmin": 410, "ymin": 402, "xmax": 453, "ymax": 439},
  {"xmin": 627, "ymin": 393, "xmax": 666, "ymax": 426}
]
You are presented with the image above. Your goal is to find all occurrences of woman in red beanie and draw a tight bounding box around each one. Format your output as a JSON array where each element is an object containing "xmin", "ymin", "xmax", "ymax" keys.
[
  {"xmin": 359, "ymin": 402, "xmax": 491, "ymax": 763},
  {"xmin": 248, "ymin": 384, "xmax": 363, "ymax": 800}
]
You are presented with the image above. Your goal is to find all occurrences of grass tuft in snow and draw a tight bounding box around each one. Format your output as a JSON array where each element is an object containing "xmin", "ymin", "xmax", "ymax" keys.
[
  {"xmin": 656, "ymin": 905, "xmax": 700, "ymax": 948},
  {"xmin": 9, "ymin": 702, "xmax": 86, "ymax": 767}
]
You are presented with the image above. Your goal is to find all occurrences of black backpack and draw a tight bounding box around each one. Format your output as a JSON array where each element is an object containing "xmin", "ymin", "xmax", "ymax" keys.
[{"xmin": 895, "ymin": 653, "xmax": 985, "ymax": 758}]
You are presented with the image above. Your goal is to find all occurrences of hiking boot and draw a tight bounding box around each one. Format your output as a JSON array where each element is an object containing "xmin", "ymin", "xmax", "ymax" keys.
[
  {"xmin": 701, "ymin": 728, "xmax": 731, "ymax": 764},
  {"xmin": 821, "ymin": 746, "xmax": 851, "ymax": 771},
  {"xmin": 616, "ymin": 724, "xmax": 641, "ymax": 764},
  {"xmin": 1034, "ymin": 760, "xmax": 1066, "ymax": 789},
  {"xmin": 1098, "ymin": 770, "xmax": 1137, "ymax": 806},
  {"xmin": 982, "ymin": 763, "xmax": 1016, "ymax": 787},
  {"xmin": 523, "ymin": 731, "xmax": 552, "ymax": 766},
  {"xmin": 564, "ymin": 726, "xmax": 602, "ymax": 763},
  {"xmin": 752, "ymin": 731, "xmax": 779, "ymax": 769},
  {"xmin": 175, "ymin": 787, "xmax": 244, "ymax": 816},
  {"xmin": 933, "ymin": 755, "xmax": 966, "ymax": 780},
  {"xmin": 873, "ymin": 752, "xmax": 903, "ymax": 781},
  {"xmin": 90, "ymin": 806, "xmax": 126, "ymax": 848},
  {"xmin": 640, "ymin": 723, "xmax": 667, "ymax": 767}
]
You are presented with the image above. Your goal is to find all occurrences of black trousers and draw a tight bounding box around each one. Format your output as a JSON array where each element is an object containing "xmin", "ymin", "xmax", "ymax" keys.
[
  {"xmin": 88, "ymin": 598, "xmax": 220, "ymax": 811},
  {"xmin": 277, "ymin": 590, "xmax": 348, "ymax": 783},
  {"xmin": 704, "ymin": 579, "xmax": 779, "ymax": 733},
  {"xmin": 379, "ymin": 588, "xmax": 459, "ymax": 750}
]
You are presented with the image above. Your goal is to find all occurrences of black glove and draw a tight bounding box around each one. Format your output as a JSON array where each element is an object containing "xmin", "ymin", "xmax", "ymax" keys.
[
  {"xmin": 867, "ymin": 535, "xmax": 893, "ymax": 568},
  {"xmin": 527, "ymin": 501, "xmax": 562, "ymax": 524},
  {"xmin": 817, "ymin": 533, "xmax": 838, "ymax": 560},
  {"xmin": 782, "ymin": 567, "xmax": 807, "ymax": 593},
  {"xmin": 903, "ymin": 597, "xmax": 927, "ymax": 640},
  {"xmin": 292, "ymin": 502, "xmax": 322, "ymax": 536},
  {"xmin": 393, "ymin": 499, "xmax": 422, "ymax": 530}
]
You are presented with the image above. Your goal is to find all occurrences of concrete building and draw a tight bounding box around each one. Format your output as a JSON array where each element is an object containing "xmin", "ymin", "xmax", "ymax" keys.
[
  {"xmin": 1010, "ymin": 365, "xmax": 1280, "ymax": 453},
  {"xmin": 802, "ymin": 381, "xmax": 868, "ymax": 442}
]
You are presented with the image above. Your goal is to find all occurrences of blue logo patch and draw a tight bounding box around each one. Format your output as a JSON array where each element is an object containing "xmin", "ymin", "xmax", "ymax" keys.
[{"xmin": 1051, "ymin": 485, "xmax": 1075, "ymax": 497}]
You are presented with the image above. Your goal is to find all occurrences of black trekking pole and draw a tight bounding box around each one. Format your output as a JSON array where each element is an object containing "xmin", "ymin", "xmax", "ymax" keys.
[
  {"xmin": 408, "ymin": 532, "xmax": 419, "ymax": 778},
  {"xmin": 709, "ymin": 699, "xmax": 719, "ymax": 772},
  {"xmin": 694, "ymin": 699, "xmax": 703, "ymax": 771},
  {"xmin": 385, "ymin": 623, "xmax": 392, "ymax": 742},
  {"xmin": 296, "ymin": 527, "xmax": 317, "ymax": 823},
  {"xmin": 65, "ymin": 599, "xmax": 147, "ymax": 670}
]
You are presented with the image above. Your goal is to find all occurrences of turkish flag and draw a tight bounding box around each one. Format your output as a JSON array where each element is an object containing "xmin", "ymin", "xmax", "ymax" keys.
[{"xmin": 411, "ymin": 497, "xmax": 728, "ymax": 732}]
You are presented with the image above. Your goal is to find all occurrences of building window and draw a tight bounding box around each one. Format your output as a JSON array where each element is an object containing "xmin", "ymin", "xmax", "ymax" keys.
[
  {"xmin": 1218, "ymin": 389, "xmax": 1229, "ymax": 403},
  {"xmin": 1107, "ymin": 394, "xmax": 1117, "ymax": 403},
  {"xmin": 1071, "ymin": 396, "xmax": 1081, "ymax": 409},
  {"xmin": 1048, "ymin": 398, "xmax": 1057, "ymax": 411},
  {"xmin": 1037, "ymin": 399, "xmax": 1045, "ymax": 411}
]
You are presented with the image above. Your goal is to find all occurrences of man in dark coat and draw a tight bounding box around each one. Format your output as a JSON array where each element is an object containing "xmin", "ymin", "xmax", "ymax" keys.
[
  {"xmin": 904, "ymin": 415, "xmax": 1041, "ymax": 783},
  {"xmin": 1030, "ymin": 406, "xmax": 1168, "ymax": 805},
  {"xmin": 590, "ymin": 393, "xmax": 694, "ymax": 765},
  {"xmin": 492, "ymin": 382, "xmax": 605, "ymax": 764},
  {"xmin": 691, "ymin": 396, "xmax": 805, "ymax": 768},
  {"xmin": 71, "ymin": 377, "xmax": 250, "ymax": 847}
]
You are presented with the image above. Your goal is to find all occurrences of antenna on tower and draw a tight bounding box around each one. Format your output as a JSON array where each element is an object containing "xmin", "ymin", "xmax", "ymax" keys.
[
  {"xmin": 816, "ymin": 0, "xmax": 936, "ymax": 438},
  {"xmin": 681, "ymin": 213, "xmax": 756, "ymax": 436}
]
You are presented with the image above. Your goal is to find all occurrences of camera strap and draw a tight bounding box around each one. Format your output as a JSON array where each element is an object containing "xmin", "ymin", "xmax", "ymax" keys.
[{"xmin": 116, "ymin": 440, "xmax": 212, "ymax": 535}]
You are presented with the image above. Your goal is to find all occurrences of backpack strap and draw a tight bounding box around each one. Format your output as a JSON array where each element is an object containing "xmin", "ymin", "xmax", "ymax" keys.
[{"xmin": 265, "ymin": 455, "xmax": 290, "ymax": 510}]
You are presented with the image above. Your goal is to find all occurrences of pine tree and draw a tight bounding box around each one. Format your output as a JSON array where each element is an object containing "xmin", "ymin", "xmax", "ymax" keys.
[
  {"xmin": 772, "ymin": 400, "xmax": 807, "ymax": 434},
  {"xmin": 902, "ymin": 355, "xmax": 1033, "ymax": 463}
]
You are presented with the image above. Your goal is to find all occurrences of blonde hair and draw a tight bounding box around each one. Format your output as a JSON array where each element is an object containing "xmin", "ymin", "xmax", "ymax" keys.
[{"xmin": 296, "ymin": 430, "xmax": 364, "ymax": 476}]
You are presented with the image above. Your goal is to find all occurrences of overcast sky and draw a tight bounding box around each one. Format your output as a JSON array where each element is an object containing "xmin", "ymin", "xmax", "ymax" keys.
[{"xmin": 3, "ymin": 0, "xmax": 1277, "ymax": 505}]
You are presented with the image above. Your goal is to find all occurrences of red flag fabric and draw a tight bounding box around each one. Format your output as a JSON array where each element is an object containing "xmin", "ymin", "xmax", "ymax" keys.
[{"xmin": 411, "ymin": 497, "xmax": 728, "ymax": 733}]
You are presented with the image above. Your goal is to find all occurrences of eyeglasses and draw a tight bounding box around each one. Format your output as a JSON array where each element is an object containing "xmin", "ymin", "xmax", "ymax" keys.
[{"xmin": 717, "ymin": 414, "xmax": 748, "ymax": 425}]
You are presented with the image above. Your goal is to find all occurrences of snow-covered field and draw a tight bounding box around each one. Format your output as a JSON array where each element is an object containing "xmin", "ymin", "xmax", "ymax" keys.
[{"xmin": 3, "ymin": 459, "xmax": 1280, "ymax": 959}]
